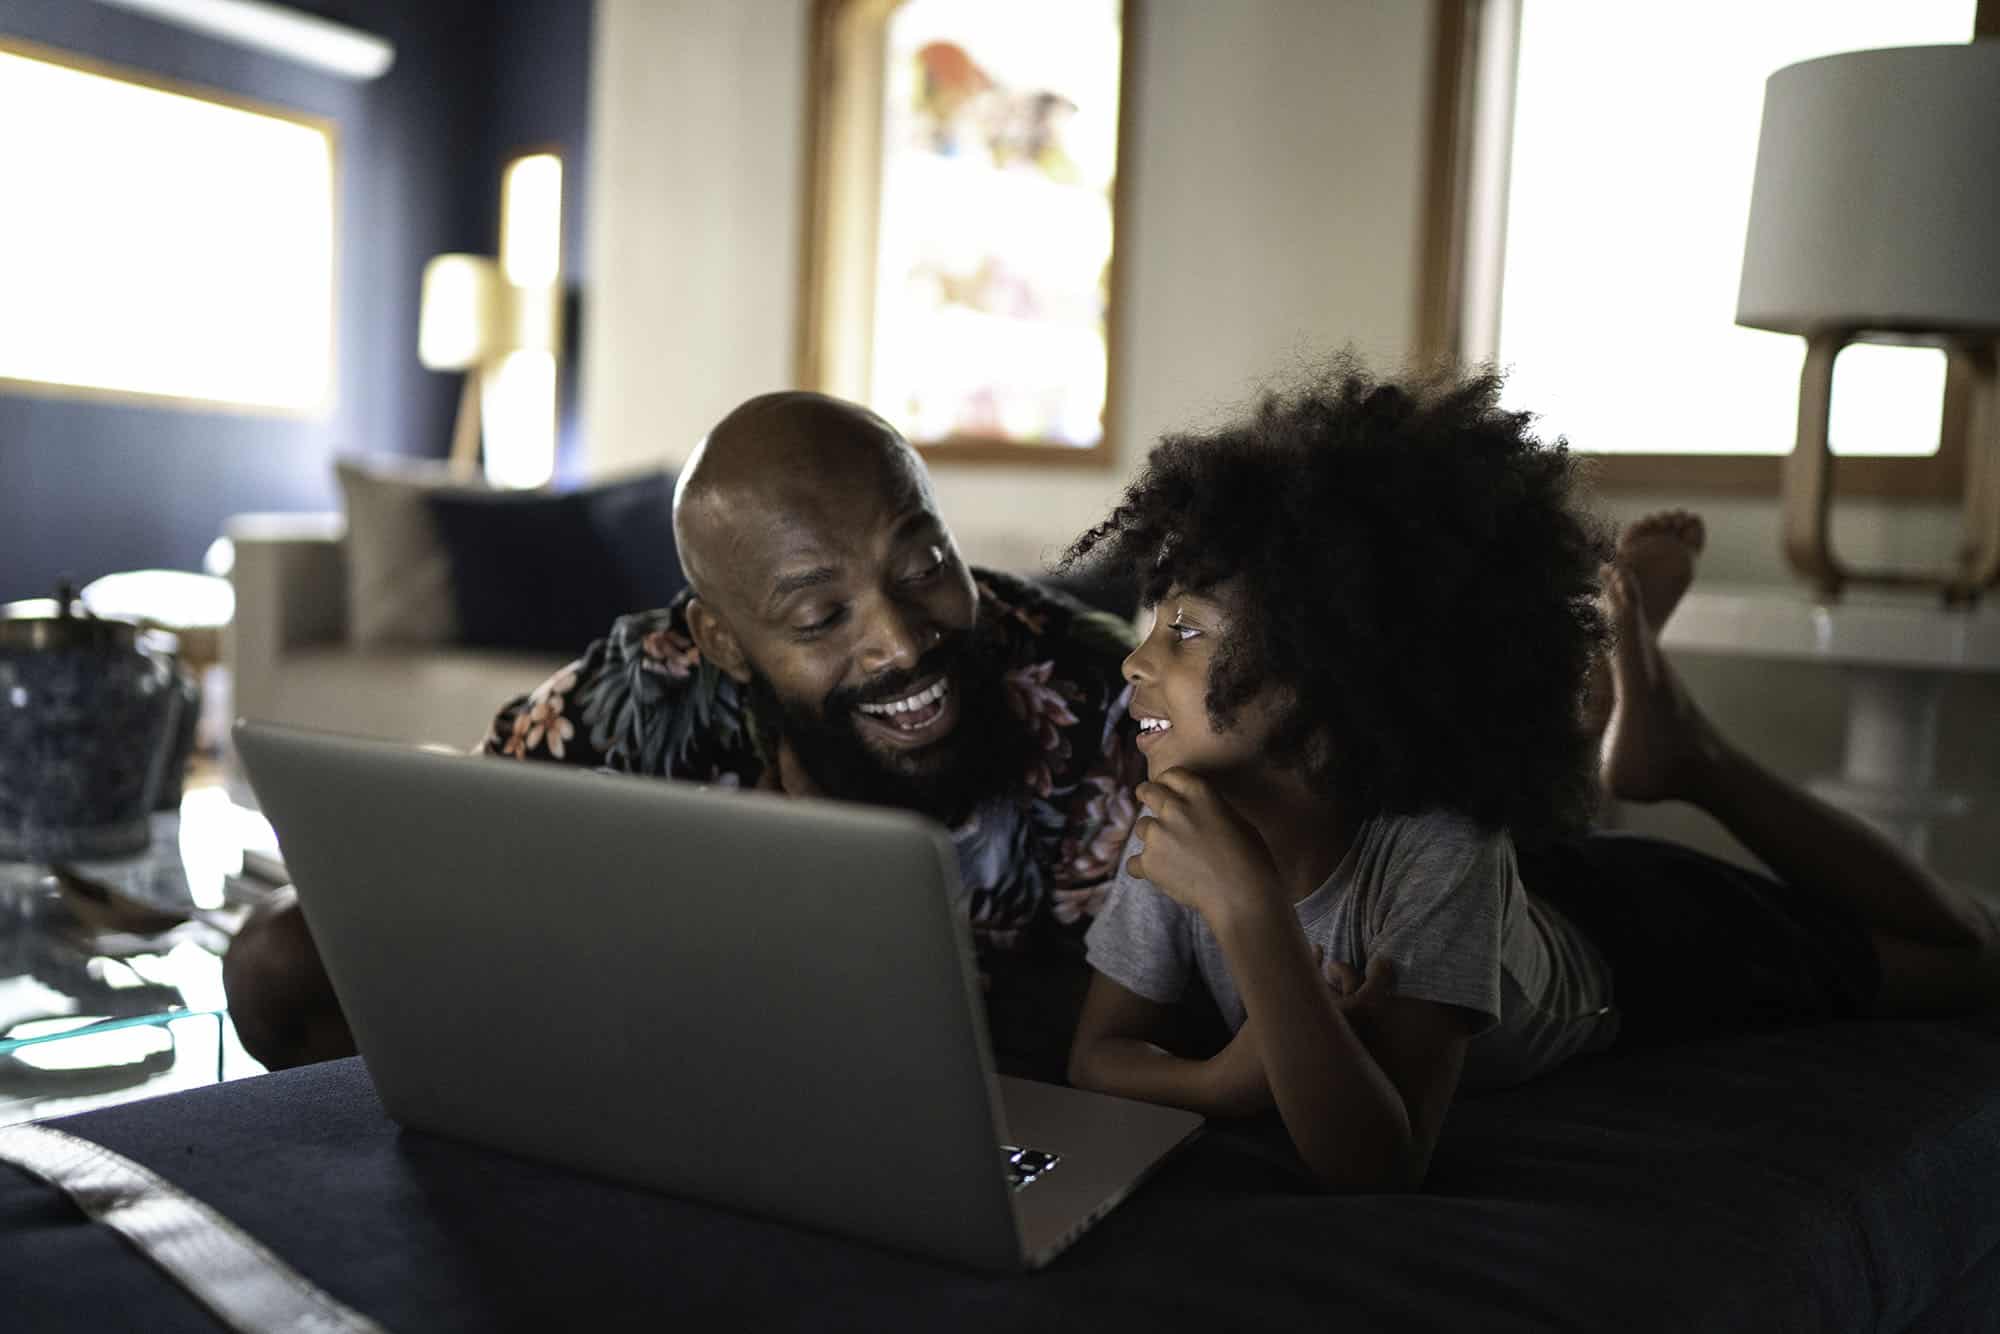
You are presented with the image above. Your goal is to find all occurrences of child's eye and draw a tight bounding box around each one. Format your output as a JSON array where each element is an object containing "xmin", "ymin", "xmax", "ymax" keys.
[{"xmin": 1169, "ymin": 618, "xmax": 1202, "ymax": 643}]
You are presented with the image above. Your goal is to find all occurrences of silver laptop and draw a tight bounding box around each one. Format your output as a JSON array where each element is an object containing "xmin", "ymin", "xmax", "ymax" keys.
[{"xmin": 234, "ymin": 722, "xmax": 1202, "ymax": 1271}]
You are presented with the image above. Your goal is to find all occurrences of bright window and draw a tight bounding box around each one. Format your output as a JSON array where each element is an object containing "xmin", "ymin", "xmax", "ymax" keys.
[
  {"xmin": 1476, "ymin": 1, "xmax": 1975, "ymax": 457},
  {"xmin": 482, "ymin": 151, "xmax": 563, "ymax": 488},
  {"xmin": 0, "ymin": 42, "xmax": 335, "ymax": 414}
]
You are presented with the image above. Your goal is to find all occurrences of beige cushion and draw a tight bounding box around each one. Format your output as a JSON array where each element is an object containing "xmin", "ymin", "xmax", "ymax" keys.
[{"xmin": 334, "ymin": 456, "xmax": 485, "ymax": 646}]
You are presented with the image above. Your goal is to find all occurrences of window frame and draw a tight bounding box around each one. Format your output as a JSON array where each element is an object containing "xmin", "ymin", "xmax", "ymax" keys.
[
  {"xmin": 796, "ymin": 0, "xmax": 1135, "ymax": 469},
  {"xmin": 0, "ymin": 33, "xmax": 339, "ymax": 420},
  {"xmin": 1416, "ymin": 0, "xmax": 1996, "ymax": 498}
]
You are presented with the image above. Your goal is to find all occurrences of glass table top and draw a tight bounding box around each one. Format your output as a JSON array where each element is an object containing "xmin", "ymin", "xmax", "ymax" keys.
[{"xmin": 0, "ymin": 786, "xmax": 281, "ymax": 1125}]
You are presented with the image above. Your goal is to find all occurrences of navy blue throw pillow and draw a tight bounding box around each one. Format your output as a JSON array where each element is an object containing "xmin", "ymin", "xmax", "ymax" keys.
[{"xmin": 426, "ymin": 471, "xmax": 685, "ymax": 652}]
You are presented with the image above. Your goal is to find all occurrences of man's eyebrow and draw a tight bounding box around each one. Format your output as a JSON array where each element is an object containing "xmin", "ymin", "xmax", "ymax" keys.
[{"xmin": 765, "ymin": 566, "xmax": 839, "ymax": 613}]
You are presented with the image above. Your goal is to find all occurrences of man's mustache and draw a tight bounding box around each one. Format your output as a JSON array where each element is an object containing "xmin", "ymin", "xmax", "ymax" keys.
[{"xmin": 832, "ymin": 628, "xmax": 976, "ymax": 713}]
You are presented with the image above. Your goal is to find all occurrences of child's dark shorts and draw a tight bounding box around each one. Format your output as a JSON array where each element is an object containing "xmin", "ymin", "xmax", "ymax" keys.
[{"xmin": 1516, "ymin": 831, "xmax": 1883, "ymax": 1051}]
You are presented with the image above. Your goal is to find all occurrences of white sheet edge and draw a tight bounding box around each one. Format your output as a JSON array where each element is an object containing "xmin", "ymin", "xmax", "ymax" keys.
[{"xmin": 0, "ymin": 1121, "xmax": 389, "ymax": 1334}]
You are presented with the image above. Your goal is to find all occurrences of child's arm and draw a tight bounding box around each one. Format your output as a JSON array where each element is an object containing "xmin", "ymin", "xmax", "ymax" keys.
[
  {"xmin": 1212, "ymin": 905, "xmax": 1477, "ymax": 1190},
  {"xmin": 1068, "ymin": 972, "xmax": 1282, "ymax": 1117},
  {"xmin": 1130, "ymin": 772, "xmax": 1477, "ymax": 1192},
  {"xmin": 1070, "ymin": 956, "xmax": 1399, "ymax": 1118}
]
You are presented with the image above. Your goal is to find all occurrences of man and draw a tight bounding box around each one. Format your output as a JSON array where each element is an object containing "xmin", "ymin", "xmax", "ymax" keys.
[{"xmin": 227, "ymin": 392, "xmax": 1148, "ymax": 1074}]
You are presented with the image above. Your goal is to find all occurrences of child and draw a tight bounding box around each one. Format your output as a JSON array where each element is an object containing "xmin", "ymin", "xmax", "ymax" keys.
[{"xmin": 1062, "ymin": 360, "xmax": 1998, "ymax": 1193}]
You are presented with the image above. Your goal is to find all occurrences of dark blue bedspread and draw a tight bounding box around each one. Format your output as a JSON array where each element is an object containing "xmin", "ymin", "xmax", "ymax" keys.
[{"xmin": 6, "ymin": 1016, "xmax": 2000, "ymax": 1333}]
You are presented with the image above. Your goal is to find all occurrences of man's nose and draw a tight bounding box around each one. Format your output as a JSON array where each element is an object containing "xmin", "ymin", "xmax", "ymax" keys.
[{"xmin": 856, "ymin": 597, "xmax": 931, "ymax": 677}]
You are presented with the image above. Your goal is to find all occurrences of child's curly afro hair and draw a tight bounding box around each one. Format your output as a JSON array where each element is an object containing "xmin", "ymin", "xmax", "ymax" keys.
[{"xmin": 1064, "ymin": 356, "xmax": 1613, "ymax": 846}]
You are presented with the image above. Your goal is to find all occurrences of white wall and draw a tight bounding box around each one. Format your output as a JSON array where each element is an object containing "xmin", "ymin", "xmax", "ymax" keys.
[
  {"xmin": 582, "ymin": 0, "xmax": 807, "ymax": 482},
  {"xmin": 582, "ymin": 0, "xmax": 1998, "ymax": 896},
  {"xmin": 583, "ymin": 0, "xmax": 1434, "ymax": 570}
]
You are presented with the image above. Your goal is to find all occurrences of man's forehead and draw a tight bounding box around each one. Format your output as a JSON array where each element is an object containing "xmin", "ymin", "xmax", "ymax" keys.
[
  {"xmin": 756, "ymin": 500, "xmax": 942, "ymax": 571},
  {"xmin": 709, "ymin": 488, "xmax": 945, "ymax": 608}
]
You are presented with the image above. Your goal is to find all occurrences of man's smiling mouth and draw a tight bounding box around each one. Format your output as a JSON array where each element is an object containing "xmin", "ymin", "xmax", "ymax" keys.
[
  {"xmin": 857, "ymin": 676, "xmax": 947, "ymax": 720},
  {"xmin": 853, "ymin": 674, "xmax": 956, "ymax": 740}
]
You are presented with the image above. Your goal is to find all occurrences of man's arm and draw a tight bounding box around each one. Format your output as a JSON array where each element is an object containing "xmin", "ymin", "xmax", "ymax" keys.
[{"xmin": 221, "ymin": 888, "xmax": 357, "ymax": 1070}]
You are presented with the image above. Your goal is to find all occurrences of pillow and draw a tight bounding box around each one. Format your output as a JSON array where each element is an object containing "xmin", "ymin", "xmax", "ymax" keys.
[
  {"xmin": 334, "ymin": 455, "xmax": 488, "ymax": 647},
  {"xmin": 425, "ymin": 471, "xmax": 685, "ymax": 652}
]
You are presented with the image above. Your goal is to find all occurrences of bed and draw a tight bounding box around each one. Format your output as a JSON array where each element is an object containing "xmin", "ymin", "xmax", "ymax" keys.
[{"xmin": 5, "ymin": 1011, "xmax": 1998, "ymax": 1332}]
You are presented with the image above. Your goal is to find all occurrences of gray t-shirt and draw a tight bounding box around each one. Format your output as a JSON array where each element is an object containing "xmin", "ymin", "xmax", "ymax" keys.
[{"xmin": 1083, "ymin": 809, "xmax": 1619, "ymax": 1091}]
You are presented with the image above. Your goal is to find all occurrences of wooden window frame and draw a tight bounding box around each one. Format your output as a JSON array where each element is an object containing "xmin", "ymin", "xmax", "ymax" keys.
[
  {"xmin": 796, "ymin": 0, "xmax": 1134, "ymax": 469},
  {"xmin": 1417, "ymin": 0, "xmax": 1997, "ymax": 498}
]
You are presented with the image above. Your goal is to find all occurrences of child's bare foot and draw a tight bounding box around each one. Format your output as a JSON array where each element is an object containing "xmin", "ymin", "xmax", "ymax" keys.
[
  {"xmin": 1616, "ymin": 510, "xmax": 1705, "ymax": 633},
  {"xmin": 1598, "ymin": 564, "xmax": 1718, "ymax": 803}
]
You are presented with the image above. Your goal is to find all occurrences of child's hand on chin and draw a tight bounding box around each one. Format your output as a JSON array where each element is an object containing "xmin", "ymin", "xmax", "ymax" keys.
[{"xmin": 1126, "ymin": 771, "xmax": 1282, "ymax": 922}]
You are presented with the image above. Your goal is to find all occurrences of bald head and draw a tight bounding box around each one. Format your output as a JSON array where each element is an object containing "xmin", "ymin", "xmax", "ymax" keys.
[
  {"xmin": 673, "ymin": 392, "xmax": 934, "ymax": 602},
  {"xmin": 669, "ymin": 391, "xmax": 988, "ymax": 817}
]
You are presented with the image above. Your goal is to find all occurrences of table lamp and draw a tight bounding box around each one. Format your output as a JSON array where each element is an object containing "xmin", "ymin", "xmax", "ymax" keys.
[
  {"xmin": 1737, "ymin": 42, "xmax": 2000, "ymax": 603},
  {"xmin": 417, "ymin": 252, "xmax": 561, "ymax": 483}
]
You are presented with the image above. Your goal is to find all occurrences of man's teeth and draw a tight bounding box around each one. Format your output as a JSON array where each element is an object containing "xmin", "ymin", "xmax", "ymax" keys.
[
  {"xmin": 857, "ymin": 678, "xmax": 949, "ymax": 717},
  {"xmin": 1139, "ymin": 717, "xmax": 1171, "ymax": 733}
]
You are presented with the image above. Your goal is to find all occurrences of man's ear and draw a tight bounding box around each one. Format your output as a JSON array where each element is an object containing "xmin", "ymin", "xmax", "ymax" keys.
[{"xmin": 685, "ymin": 596, "xmax": 752, "ymax": 683}]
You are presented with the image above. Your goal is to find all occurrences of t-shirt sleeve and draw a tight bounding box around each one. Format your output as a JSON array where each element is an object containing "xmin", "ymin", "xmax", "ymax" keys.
[
  {"xmin": 1082, "ymin": 830, "xmax": 1195, "ymax": 1005},
  {"xmin": 1365, "ymin": 816, "xmax": 1510, "ymax": 1033}
]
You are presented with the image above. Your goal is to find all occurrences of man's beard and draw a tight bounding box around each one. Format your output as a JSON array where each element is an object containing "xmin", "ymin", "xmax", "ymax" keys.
[{"xmin": 744, "ymin": 623, "xmax": 1037, "ymax": 826}]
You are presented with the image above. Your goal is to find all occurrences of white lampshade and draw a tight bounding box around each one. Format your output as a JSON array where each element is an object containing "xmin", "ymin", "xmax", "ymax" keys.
[
  {"xmin": 417, "ymin": 254, "xmax": 507, "ymax": 370},
  {"xmin": 417, "ymin": 253, "xmax": 561, "ymax": 371},
  {"xmin": 1737, "ymin": 44, "xmax": 2000, "ymax": 341}
]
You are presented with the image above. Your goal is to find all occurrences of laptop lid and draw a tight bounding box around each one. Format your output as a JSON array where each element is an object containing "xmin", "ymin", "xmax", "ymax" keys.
[{"xmin": 235, "ymin": 722, "xmax": 1027, "ymax": 1270}]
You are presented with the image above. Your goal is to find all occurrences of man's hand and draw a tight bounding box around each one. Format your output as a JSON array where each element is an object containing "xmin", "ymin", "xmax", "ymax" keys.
[
  {"xmin": 1126, "ymin": 771, "xmax": 1281, "ymax": 920},
  {"xmin": 1202, "ymin": 953, "xmax": 1397, "ymax": 1116}
]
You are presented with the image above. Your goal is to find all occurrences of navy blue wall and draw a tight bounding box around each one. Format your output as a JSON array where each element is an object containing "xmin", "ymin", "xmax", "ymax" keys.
[{"xmin": 0, "ymin": 0, "xmax": 594, "ymax": 600}]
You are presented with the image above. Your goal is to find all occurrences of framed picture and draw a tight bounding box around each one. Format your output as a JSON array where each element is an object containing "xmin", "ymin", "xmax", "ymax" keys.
[{"xmin": 801, "ymin": 0, "xmax": 1131, "ymax": 465}]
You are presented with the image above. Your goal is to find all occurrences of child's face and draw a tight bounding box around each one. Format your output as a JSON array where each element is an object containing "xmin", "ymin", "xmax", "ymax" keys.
[{"xmin": 1121, "ymin": 585, "xmax": 1279, "ymax": 780}]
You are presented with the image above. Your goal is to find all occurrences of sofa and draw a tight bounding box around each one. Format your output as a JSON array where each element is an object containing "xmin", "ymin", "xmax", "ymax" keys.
[{"xmin": 225, "ymin": 511, "xmax": 573, "ymax": 785}]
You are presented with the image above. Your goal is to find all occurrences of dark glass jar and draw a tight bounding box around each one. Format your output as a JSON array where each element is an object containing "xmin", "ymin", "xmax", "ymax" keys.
[{"xmin": 0, "ymin": 584, "xmax": 189, "ymax": 861}]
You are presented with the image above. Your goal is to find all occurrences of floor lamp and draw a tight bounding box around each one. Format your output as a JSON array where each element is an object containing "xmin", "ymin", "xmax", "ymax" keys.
[
  {"xmin": 417, "ymin": 253, "xmax": 561, "ymax": 484},
  {"xmin": 1737, "ymin": 42, "xmax": 2000, "ymax": 604}
]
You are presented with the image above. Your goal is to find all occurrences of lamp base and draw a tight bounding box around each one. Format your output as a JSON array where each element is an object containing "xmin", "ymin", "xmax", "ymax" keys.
[
  {"xmin": 446, "ymin": 370, "xmax": 483, "ymax": 480},
  {"xmin": 1782, "ymin": 332, "xmax": 2000, "ymax": 606}
]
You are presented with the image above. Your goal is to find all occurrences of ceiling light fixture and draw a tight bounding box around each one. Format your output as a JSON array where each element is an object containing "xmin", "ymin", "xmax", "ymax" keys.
[{"xmin": 91, "ymin": 0, "xmax": 394, "ymax": 82}]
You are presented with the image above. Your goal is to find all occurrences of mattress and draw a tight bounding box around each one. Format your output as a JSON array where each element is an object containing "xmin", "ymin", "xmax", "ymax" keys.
[{"xmin": 5, "ymin": 1015, "xmax": 1999, "ymax": 1332}]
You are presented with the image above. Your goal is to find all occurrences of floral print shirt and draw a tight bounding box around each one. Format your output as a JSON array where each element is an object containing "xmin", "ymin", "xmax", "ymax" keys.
[{"xmin": 483, "ymin": 570, "xmax": 1145, "ymax": 955}]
